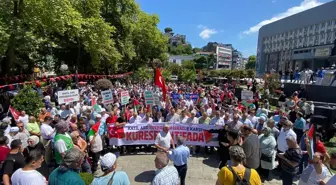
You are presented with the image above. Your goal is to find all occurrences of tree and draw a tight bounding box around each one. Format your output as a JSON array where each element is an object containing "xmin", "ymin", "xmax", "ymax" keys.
[
  {"xmin": 164, "ymin": 27, "xmax": 173, "ymax": 34},
  {"xmin": 168, "ymin": 63, "xmax": 182, "ymax": 75},
  {"xmin": 161, "ymin": 68, "xmax": 172, "ymax": 81},
  {"xmin": 245, "ymin": 55, "xmax": 256, "ymax": 69},
  {"xmin": 192, "ymin": 47, "xmax": 201, "ymax": 53},
  {"xmin": 134, "ymin": 67, "xmax": 151, "ymax": 81},
  {"xmin": 181, "ymin": 60, "xmax": 195, "ymax": 70},
  {"xmin": 11, "ymin": 86, "xmax": 44, "ymax": 117},
  {"xmin": 180, "ymin": 69, "xmax": 196, "ymax": 82},
  {"xmin": 194, "ymin": 56, "xmax": 208, "ymax": 70},
  {"xmin": 207, "ymin": 54, "xmax": 216, "ymax": 68}
]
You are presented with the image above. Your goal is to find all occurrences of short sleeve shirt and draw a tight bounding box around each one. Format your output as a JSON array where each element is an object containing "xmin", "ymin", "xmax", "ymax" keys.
[
  {"xmin": 217, "ymin": 166, "xmax": 262, "ymax": 185},
  {"xmin": 155, "ymin": 131, "xmax": 172, "ymax": 149},
  {"xmin": 91, "ymin": 171, "xmax": 130, "ymax": 185}
]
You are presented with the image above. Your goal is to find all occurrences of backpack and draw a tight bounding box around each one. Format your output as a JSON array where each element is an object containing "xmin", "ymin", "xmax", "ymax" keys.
[{"xmin": 228, "ymin": 166, "xmax": 251, "ymax": 185}]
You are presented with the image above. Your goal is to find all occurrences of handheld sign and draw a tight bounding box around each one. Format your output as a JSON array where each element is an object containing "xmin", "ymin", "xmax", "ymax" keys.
[
  {"xmin": 241, "ymin": 90, "xmax": 253, "ymax": 101},
  {"xmin": 101, "ymin": 90, "xmax": 113, "ymax": 105},
  {"xmin": 120, "ymin": 91, "xmax": 130, "ymax": 105},
  {"xmin": 144, "ymin": 91, "xmax": 154, "ymax": 105},
  {"xmin": 58, "ymin": 89, "xmax": 79, "ymax": 104}
]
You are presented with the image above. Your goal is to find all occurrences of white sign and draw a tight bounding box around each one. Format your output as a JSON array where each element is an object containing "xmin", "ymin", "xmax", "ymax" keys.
[
  {"xmin": 58, "ymin": 89, "xmax": 79, "ymax": 104},
  {"xmin": 120, "ymin": 91, "xmax": 130, "ymax": 105},
  {"xmin": 315, "ymin": 48, "xmax": 330, "ymax": 57},
  {"xmin": 153, "ymin": 94, "xmax": 161, "ymax": 106},
  {"xmin": 241, "ymin": 90, "xmax": 253, "ymax": 101},
  {"xmin": 144, "ymin": 91, "xmax": 154, "ymax": 105},
  {"xmin": 101, "ymin": 90, "xmax": 113, "ymax": 105}
]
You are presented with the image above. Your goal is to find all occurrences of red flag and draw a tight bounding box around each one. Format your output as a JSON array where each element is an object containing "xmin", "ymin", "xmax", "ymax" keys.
[
  {"xmin": 9, "ymin": 106, "xmax": 20, "ymax": 120},
  {"xmin": 108, "ymin": 125, "xmax": 125, "ymax": 139},
  {"xmin": 155, "ymin": 68, "xmax": 167, "ymax": 102},
  {"xmin": 308, "ymin": 125, "xmax": 314, "ymax": 139}
]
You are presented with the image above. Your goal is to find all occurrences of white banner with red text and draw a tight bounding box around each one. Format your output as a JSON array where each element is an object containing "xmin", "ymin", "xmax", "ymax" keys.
[{"xmin": 108, "ymin": 123, "xmax": 221, "ymax": 146}]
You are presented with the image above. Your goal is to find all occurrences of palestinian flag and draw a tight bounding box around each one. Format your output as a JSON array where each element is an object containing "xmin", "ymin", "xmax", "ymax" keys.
[
  {"xmin": 87, "ymin": 122, "xmax": 100, "ymax": 138},
  {"xmin": 203, "ymin": 130, "xmax": 213, "ymax": 143}
]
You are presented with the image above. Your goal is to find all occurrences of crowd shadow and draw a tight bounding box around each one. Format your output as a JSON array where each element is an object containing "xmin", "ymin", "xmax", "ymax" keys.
[
  {"xmin": 134, "ymin": 170, "xmax": 156, "ymax": 183},
  {"xmin": 202, "ymin": 154, "xmax": 220, "ymax": 168}
]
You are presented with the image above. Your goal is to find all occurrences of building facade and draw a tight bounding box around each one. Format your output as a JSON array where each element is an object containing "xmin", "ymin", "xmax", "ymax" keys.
[
  {"xmin": 256, "ymin": 1, "xmax": 336, "ymax": 76},
  {"xmin": 168, "ymin": 55, "xmax": 195, "ymax": 65},
  {"xmin": 216, "ymin": 46, "xmax": 232, "ymax": 69},
  {"xmin": 232, "ymin": 49, "xmax": 244, "ymax": 69}
]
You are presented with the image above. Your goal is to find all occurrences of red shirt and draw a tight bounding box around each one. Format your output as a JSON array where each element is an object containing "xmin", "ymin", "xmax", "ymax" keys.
[
  {"xmin": 308, "ymin": 140, "xmax": 326, "ymax": 164},
  {"xmin": 0, "ymin": 145, "xmax": 10, "ymax": 163},
  {"xmin": 106, "ymin": 116, "xmax": 118, "ymax": 124}
]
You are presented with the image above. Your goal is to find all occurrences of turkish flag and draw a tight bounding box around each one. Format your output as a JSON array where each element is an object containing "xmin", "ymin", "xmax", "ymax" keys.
[
  {"xmin": 108, "ymin": 125, "xmax": 125, "ymax": 139},
  {"xmin": 9, "ymin": 106, "xmax": 20, "ymax": 120},
  {"xmin": 154, "ymin": 68, "xmax": 167, "ymax": 102}
]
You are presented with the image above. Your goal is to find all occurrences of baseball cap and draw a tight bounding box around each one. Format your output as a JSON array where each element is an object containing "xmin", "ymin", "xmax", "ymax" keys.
[
  {"xmin": 100, "ymin": 153, "xmax": 117, "ymax": 171},
  {"xmin": 96, "ymin": 114, "xmax": 102, "ymax": 118}
]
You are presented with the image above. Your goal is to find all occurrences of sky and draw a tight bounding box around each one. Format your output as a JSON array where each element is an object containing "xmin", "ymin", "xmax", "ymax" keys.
[{"xmin": 136, "ymin": 0, "xmax": 332, "ymax": 57}]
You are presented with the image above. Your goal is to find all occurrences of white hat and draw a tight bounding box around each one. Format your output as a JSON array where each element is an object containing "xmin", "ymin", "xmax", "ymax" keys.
[
  {"xmin": 101, "ymin": 108, "xmax": 106, "ymax": 112},
  {"xmin": 96, "ymin": 114, "xmax": 102, "ymax": 118},
  {"xmin": 10, "ymin": 127, "xmax": 19, "ymax": 133},
  {"xmin": 100, "ymin": 153, "xmax": 117, "ymax": 171}
]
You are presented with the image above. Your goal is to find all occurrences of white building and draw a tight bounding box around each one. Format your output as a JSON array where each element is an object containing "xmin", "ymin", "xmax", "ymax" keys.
[{"xmin": 216, "ymin": 46, "xmax": 232, "ymax": 69}]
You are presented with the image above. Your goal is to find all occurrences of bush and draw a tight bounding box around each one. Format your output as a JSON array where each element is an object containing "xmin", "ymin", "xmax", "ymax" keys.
[
  {"xmin": 95, "ymin": 78, "xmax": 113, "ymax": 90},
  {"xmin": 79, "ymin": 172, "xmax": 94, "ymax": 185},
  {"xmin": 11, "ymin": 85, "xmax": 44, "ymax": 117}
]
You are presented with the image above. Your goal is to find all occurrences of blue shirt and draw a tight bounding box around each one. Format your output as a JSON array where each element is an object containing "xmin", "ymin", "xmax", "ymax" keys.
[
  {"xmin": 91, "ymin": 171, "xmax": 130, "ymax": 185},
  {"xmin": 294, "ymin": 117, "xmax": 306, "ymax": 130},
  {"xmin": 168, "ymin": 145, "xmax": 190, "ymax": 166},
  {"xmin": 273, "ymin": 115, "xmax": 281, "ymax": 125},
  {"xmin": 240, "ymin": 118, "xmax": 253, "ymax": 128}
]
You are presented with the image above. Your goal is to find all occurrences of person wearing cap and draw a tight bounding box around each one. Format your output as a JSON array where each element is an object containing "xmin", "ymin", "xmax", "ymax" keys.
[
  {"xmin": 54, "ymin": 121, "xmax": 74, "ymax": 165},
  {"xmin": 48, "ymin": 148, "xmax": 85, "ymax": 185},
  {"xmin": 151, "ymin": 152, "xmax": 179, "ymax": 185},
  {"xmin": 216, "ymin": 145, "xmax": 262, "ymax": 185},
  {"xmin": 1, "ymin": 139, "xmax": 26, "ymax": 185},
  {"xmin": 167, "ymin": 136, "xmax": 190, "ymax": 185},
  {"xmin": 241, "ymin": 125, "xmax": 260, "ymax": 169},
  {"xmin": 91, "ymin": 153, "xmax": 130, "ymax": 185},
  {"xmin": 277, "ymin": 120, "xmax": 297, "ymax": 154},
  {"xmin": 154, "ymin": 124, "xmax": 174, "ymax": 153},
  {"xmin": 254, "ymin": 116, "xmax": 266, "ymax": 135},
  {"xmin": 277, "ymin": 135, "xmax": 302, "ymax": 185}
]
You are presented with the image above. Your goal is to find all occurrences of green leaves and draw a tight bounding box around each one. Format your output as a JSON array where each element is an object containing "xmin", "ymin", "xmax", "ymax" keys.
[
  {"xmin": 0, "ymin": 0, "xmax": 168, "ymax": 75},
  {"xmin": 11, "ymin": 85, "xmax": 44, "ymax": 117},
  {"xmin": 245, "ymin": 55, "xmax": 256, "ymax": 69}
]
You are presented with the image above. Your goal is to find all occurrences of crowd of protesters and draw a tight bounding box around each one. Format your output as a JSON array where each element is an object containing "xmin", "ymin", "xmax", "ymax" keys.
[{"xmin": 0, "ymin": 79, "xmax": 335, "ymax": 185}]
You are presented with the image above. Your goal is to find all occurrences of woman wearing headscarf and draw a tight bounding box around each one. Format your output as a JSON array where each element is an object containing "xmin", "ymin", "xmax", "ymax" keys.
[
  {"xmin": 259, "ymin": 127, "xmax": 277, "ymax": 180},
  {"xmin": 24, "ymin": 135, "xmax": 50, "ymax": 178}
]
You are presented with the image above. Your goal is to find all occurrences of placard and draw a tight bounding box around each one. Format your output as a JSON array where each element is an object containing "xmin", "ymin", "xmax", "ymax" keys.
[
  {"xmin": 57, "ymin": 89, "xmax": 79, "ymax": 104},
  {"xmin": 241, "ymin": 90, "xmax": 253, "ymax": 101},
  {"xmin": 120, "ymin": 91, "xmax": 130, "ymax": 105},
  {"xmin": 153, "ymin": 93, "xmax": 161, "ymax": 106},
  {"xmin": 144, "ymin": 91, "xmax": 154, "ymax": 105},
  {"xmin": 101, "ymin": 90, "xmax": 113, "ymax": 105}
]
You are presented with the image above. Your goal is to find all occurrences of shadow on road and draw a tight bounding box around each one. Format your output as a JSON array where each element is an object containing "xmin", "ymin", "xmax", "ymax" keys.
[
  {"xmin": 134, "ymin": 170, "xmax": 156, "ymax": 183},
  {"xmin": 202, "ymin": 155, "xmax": 220, "ymax": 168}
]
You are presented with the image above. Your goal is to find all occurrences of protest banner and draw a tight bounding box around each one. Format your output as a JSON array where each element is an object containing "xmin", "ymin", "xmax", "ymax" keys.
[
  {"xmin": 144, "ymin": 91, "xmax": 154, "ymax": 105},
  {"xmin": 57, "ymin": 89, "xmax": 79, "ymax": 104},
  {"xmin": 120, "ymin": 91, "xmax": 130, "ymax": 105},
  {"xmin": 241, "ymin": 90, "xmax": 253, "ymax": 101},
  {"xmin": 101, "ymin": 90, "xmax": 113, "ymax": 105},
  {"xmin": 108, "ymin": 122, "xmax": 221, "ymax": 146}
]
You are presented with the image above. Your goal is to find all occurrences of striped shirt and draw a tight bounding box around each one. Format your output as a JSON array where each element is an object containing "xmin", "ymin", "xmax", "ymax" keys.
[
  {"xmin": 151, "ymin": 166, "xmax": 179, "ymax": 185},
  {"xmin": 281, "ymin": 148, "xmax": 302, "ymax": 174}
]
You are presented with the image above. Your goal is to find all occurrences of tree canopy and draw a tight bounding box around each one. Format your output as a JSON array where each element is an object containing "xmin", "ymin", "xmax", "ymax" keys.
[
  {"xmin": 245, "ymin": 55, "xmax": 256, "ymax": 69},
  {"xmin": 0, "ymin": 0, "xmax": 168, "ymax": 76}
]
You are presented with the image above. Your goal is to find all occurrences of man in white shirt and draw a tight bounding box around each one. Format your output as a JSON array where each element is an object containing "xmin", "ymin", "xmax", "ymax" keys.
[
  {"xmin": 17, "ymin": 111, "xmax": 29, "ymax": 128},
  {"xmin": 277, "ymin": 120, "xmax": 297, "ymax": 153},
  {"xmin": 11, "ymin": 150, "xmax": 47, "ymax": 185},
  {"xmin": 129, "ymin": 111, "xmax": 142, "ymax": 124},
  {"xmin": 89, "ymin": 131, "xmax": 103, "ymax": 172},
  {"xmin": 186, "ymin": 112, "xmax": 198, "ymax": 124},
  {"xmin": 40, "ymin": 116, "xmax": 55, "ymax": 165},
  {"xmin": 210, "ymin": 111, "xmax": 224, "ymax": 126},
  {"xmin": 154, "ymin": 124, "xmax": 174, "ymax": 152}
]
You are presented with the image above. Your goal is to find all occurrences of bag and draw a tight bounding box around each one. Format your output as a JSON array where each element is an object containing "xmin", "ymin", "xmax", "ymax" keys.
[
  {"xmin": 228, "ymin": 166, "xmax": 251, "ymax": 185},
  {"xmin": 261, "ymin": 153, "xmax": 273, "ymax": 163},
  {"xmin": 107, "ymin": 171, "xmax": 116, "ymax": 185}
]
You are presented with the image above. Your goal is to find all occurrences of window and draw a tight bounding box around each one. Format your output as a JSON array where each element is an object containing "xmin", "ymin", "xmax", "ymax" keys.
[
  {"xmin": 321, "ymin": 33, "xmax": 325, "ymax": 39},
  {"xmin": 310, "ymin": 26, "xmax": 313, "ymax": 30},
  {"xmin": 328, "ymin": 20, "xmax": 332, "ymax": 26},
  {"xmin": 321, "ymin": 23, "xmax": 325, "ymax": 28}
]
